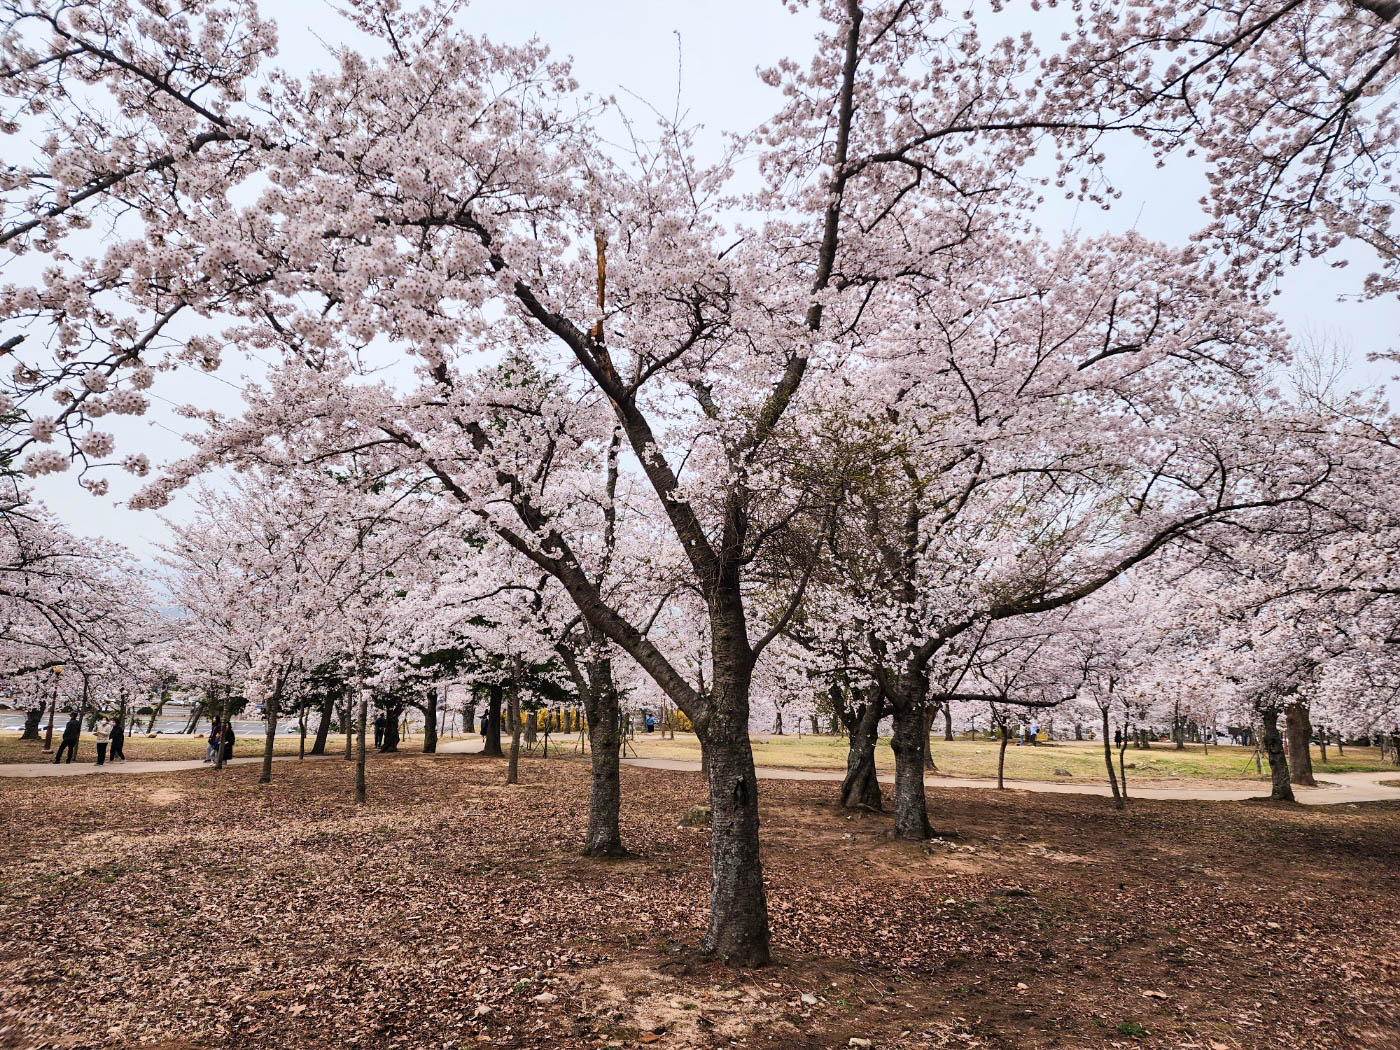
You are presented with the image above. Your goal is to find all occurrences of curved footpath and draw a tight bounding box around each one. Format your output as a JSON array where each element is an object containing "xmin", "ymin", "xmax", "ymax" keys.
[{"xmin": 2, "ymin": 737, "xmax": 1398, "ymax": 805}]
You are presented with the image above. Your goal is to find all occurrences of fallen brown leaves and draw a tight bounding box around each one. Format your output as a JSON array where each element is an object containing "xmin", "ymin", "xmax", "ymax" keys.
[{"xmin": 0, "ymin": 753, "xmax": 1397, "ymax": 1050}]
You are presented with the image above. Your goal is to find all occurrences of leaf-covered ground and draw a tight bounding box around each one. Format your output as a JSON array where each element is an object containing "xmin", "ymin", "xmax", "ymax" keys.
[{"xmin": 1, "ymin": 751, "xmax": 1397, "ymax": 1049}]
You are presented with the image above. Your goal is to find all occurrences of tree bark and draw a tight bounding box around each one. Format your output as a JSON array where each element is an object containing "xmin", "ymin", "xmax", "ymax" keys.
[
  {"xmin": 580, "ymin": 654, "xmax": 625, "ymax": 856},
  {"xmin": 1102, "ymin": 708, "xmax": 1123, "ymax": 809},
  {"xmin": 380, "ymin": 703, "xmax": 401, "ymax": 753},
  {"xmin": 889, "ymin": 690, "xmax": 933, "ymax": 840},
  {"xmin": 839, "ymin": 688, "xmax": 884, "ymax": 810},
  {"xmin": 19, "ymin": 705, "xmax": 42, "ymax": 741},
  {"xmin": 422, "ymin": 688, "xmax": 438, "ymax": 754},
  {"xmin": 997, "ymin": 720, "xmax": 1010, "ymax": 790},
  {"xmin": 1260, "ymin": 706, "xmax": 1295, "ymax": 802},
  {"xmin": 310, "ymin": 692, "xmax": 334, "ymax": 756},
  {"xmin": 943, "ymin": 702, "xmax": 954, "ymax": 742},
  {"xmin": 355, "ymin": 692, "xmax": 368, "ymax": 804},
  {"xmin": 506, "ymin": 682, "xmax": 522, "ymax": 785},
  {"xmin": 922, "ymin": 702, "xmax": 938, "ymax": 771},
  {"xmin": 259, "ymin": 687, "xmax": 279, "ymax": 785},
  {"xmin": 482, "ymin": 684, "xmax": 504, "ymax": 757},
  {"xmin": 1285, "ymin": 703, "xmax": 1317, "ymax": 786},
  {"xmin": 698, "ymin": 676, "xmax": 770, "ymax": 966}
]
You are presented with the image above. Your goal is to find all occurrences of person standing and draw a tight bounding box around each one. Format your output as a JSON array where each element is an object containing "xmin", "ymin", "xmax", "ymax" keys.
[
  {"xmin": 94, "ymin": 718, "xmax": 112, "ymax": 765},
  {"xmin": 205, "ymin": 720, "xmax": 221, "ymax": 763},
  {"xmin": 53, "ymin": 713, "xmax": 81, "ymax": 763},
  {"xmin": 109, "ymin": 717, "xmax": 126, "ymax": 762},
  {"xmin": 373, "ymin": 712, "xmax": 386, "ymax": 749},
  {"xmin": 220, "ymin": 721, "xmax": 236, "ymax": 764}
]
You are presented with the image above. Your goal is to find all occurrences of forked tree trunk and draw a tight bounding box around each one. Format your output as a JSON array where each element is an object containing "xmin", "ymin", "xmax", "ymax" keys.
[
  {"xmin": 482, "ymin": 684, "xmax": 504, "ymax": 757},
  {"xmin": 1285, "ymin": 703, "xmax": 1317, "ymax": 786},
  {"xmin": 840, "ymin": 690, "xmax": 884, "ymax": 810},
  {"xmin": 1260, "ymin": 706, "xmax": 1294, "ymax": 802},
  {"xmin": 19, "ymin": 706, "xmax": 42, "ymax": 741},
  {"xmin": 889, "ymin": 691, "xmax": 933, "ymax": 840},
  {"xmin": 1102, "ymin": 708, "xmax": 1123, "ymax": 809}
]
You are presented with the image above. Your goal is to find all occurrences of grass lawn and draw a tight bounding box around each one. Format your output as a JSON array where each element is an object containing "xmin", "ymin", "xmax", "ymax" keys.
[
  {"xmin": 0, "ymin": 751, "xmax": 1396, "ymax": 1049},
  {"xmin": 627, "ymin": 732, "xmax": 1395, "ymax": 784}
]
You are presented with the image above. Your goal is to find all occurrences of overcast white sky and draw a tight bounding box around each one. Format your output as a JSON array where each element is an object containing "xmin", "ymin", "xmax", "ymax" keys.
[{"xmin": 30, "ymin": 0, "xmax": 1400, "ymax": 561}]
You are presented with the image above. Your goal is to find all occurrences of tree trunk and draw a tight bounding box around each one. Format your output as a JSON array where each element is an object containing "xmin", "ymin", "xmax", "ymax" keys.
[
  {"xmin": 423, "ymin": 688, "xmax": 438, "ymax": 754},
  {"xmin": 697, "ymin": 677, "xmax": 770, "ymax": 966},
  {"xmin": 298, "ymin": 705, "xmax": 308, "ymax": 760},
  {"xmin": 482, "ymin": 684, "xmax": 504, "ymax": 757},
  {"xmin": 1285, "ymin": 704, "xmax": 1316, "ymax": 786},
  {"xmin": 380, "ymin": 704, "xmax": 401, "ymax": 753},
  {"xmin": 1102, "ymin": 708, "xmax": 1123, "ymax": 809},
  {"xmin": 581, "ymin": 656, "xmax": 625, "ymax": 856},
  {"xmin": 344, "ymin": 697, "xmax": 353, "ymax": 761},
  {"xmin": 997, "ymin": 721, "xmax": 1009, "ymax": 790},
  {"xmin": 1317, "ymin": 727, "xmax": 1327, "ymax": 764},
  {"xmin": 943, "ymin": 702, "xmax": 954, "ymax": 742},
  {"xmin": 1117, "ymin": 731, "xmax": 1129, "ymax": 800},
  {"xmin": 19, "ymin": 705, "xmax": 42, "ymax": 741},
  {"xmin": 506, "ymin": 685, "xmax": 522, "ymax": 785},
  {"xmin": 355, "ymin": 692, "xmax": 368, "ymax": 804},
  {"xmin": 839, "ymin": 690, "xmax": 883, "ymax": 810},
  {"xmin": 889, "ymin": 693, "xmax": 932, "ymax": 840},
  {"xmin": 774, "ymin": 709, "xmax": 783, "ymax": 735},
  {"xmin": 923, "ymin": 702, "xmax": 938, "ymax": 771},
  {"xmin": 260, "ymin": 687, "xmax": 279, "ymax": 784},
  {"xmin": 1260, "ymin": 706, "xmax": 1294, "ymax": 802},
  {"xmin": 310, "ymin": 693, "xmax": 334, "ymax": 756},
  {"xmin": 464, "ymin": 704, "xmax": 476, "ymax": 734}
]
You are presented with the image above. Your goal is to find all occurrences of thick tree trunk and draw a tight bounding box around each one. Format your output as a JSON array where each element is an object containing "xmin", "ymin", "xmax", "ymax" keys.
[
  {"xmin": 839, "ymin": 691, "xmax": 883, "ymax": 810},
  {"xmin": 943, "ymin": 702, "xmax": 954, "ymax": 742},
  {"xmin": 1102, "ymin": 708, "xmax": 1123, "ymax": 809},
  {"xmin": 482, "ymin": 684, "xmax": 504, "ymax": 757},
  {"xmin": 464, "ymin": 704, "xmax": 476, "ymax": 734},
  {"xmin": 1285, "ymin": 704, "xmax": 1316, "ymax": 786},
  {"xmin": 310, "ymin": 693, "xmax": 334, "ymax": 756},
  {"xmin": 581, "ymin": 657, "xmax": 625, "ymax": 856},
  {"xmin": 355, "ymin": 693, "xmax": 368, "ymax": 804},
  {"xmin": 1260, "ymin": 706, "xmax": 1295, "ymax": 802},
  {"xmin": 380, "ymin": 704, "xmax": 401, "ymax": 753},
  {"xmin": 19, "ymin": 706, "xmax": 42, "ymax": 741},
  {"xmin": 698, "ymin": 681, "xmax": 770, "ymax": 966},
  {"xmin": 889, "ymin": 694, "xmax": 932, "ymax": 840},
  {"xmin": 422, "ymin": 689, "xmax": 438, "ymax": 754},
  {"xmin": 260, "ymin": 689, "xmax": 279, "ymax": 784}
]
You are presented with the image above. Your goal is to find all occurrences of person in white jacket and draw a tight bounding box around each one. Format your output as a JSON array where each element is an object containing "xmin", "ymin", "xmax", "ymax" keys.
[{"xmin": 94, "ymin": 719, "xmax": 112, "ymax": 766}]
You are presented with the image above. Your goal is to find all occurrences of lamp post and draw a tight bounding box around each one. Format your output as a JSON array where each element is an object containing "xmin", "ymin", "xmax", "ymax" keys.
[{"xmin": 40, "ymin": 664, "xmax": 64, "ymax": 752}]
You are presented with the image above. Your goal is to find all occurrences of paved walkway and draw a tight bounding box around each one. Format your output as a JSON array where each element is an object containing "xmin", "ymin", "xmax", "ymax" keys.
[{"xmin": 4, "ymin": 736, "xmax": 1397, "ymax": 805}]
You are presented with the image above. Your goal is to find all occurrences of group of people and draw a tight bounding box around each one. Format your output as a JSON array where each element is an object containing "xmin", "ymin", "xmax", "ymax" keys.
[
  {"xmin": 203, "ymin": 719, "xmax": 236, "ymax": 763},
  {"xmin": 51, "ymin": 713, "xmax": 127, "ymax": 765}
]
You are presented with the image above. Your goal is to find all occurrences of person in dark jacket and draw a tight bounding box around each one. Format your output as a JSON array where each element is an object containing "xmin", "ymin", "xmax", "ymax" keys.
[
  {"xmin": 220, "ymin": 723, "xmax": 235, "ymax": 764},
  {"xmin": 205, "ymin": 720, "xmax": 221, "ymax": 763},
  {"xmin": 373, "ymin": 712, "xmax": 386, "ymax": 749},
  {"xmin": 53, "ymin": 714, "xmax": 80, "ymax": 763},
  {"xmin": 109, "ymin": 717, "xmax": 125, "ymax": 761}
]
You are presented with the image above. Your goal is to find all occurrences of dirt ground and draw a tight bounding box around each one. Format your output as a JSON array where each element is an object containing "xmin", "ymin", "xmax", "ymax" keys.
[{"xmin": 0, "ymin": 752, "xmax": 1396, "ymax": 1050}]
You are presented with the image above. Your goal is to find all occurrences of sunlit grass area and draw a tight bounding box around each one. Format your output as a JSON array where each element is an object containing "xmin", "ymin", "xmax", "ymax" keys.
[{"xmin": 625, "ymin": 732, "xmax": 1394, "ymax": 783}]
